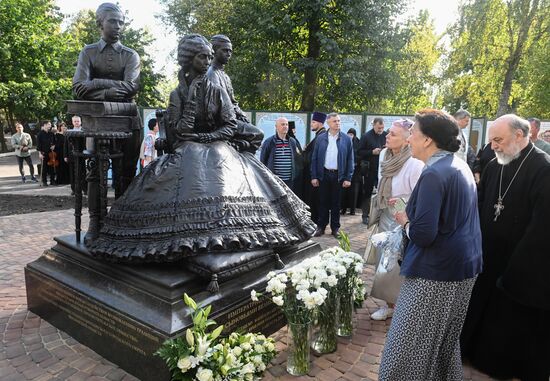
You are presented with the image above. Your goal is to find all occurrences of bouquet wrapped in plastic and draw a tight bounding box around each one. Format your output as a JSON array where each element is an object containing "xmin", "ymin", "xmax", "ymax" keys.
[{"xmin": 370, "ymin": 225, "xmax": 405, "ymax": 273}]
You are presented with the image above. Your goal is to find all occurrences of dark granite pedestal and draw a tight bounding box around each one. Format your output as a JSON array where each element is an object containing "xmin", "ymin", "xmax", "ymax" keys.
[{"xmin": 25, "ymin": 235, "xmax": 322, "ymax": 381}]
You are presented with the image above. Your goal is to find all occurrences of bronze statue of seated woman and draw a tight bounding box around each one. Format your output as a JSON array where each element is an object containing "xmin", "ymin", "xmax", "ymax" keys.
[{"xmin": 87, "ymin": 35, "xmax": 315, "ymax": 287}]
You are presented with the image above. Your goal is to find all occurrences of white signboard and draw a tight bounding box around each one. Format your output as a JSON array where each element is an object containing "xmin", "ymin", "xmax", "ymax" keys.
[
  {"xmin": 366, "ymin": 115, "xmax": 414, "ymax": 132},
  {"xmin": 340, "ymin": 114, "xmax": 363, "ymax": 138},
  {"xmin": 255, "ymin": 112, "xmax": 308, "ymax": 147}
]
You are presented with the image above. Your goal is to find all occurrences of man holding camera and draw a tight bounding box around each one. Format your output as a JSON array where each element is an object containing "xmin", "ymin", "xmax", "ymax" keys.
[{"xmin": 11, "ymin": 122, "xmax": 38, "ymax": 183}]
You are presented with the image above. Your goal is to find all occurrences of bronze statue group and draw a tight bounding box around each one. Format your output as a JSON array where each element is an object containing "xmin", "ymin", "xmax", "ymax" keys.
[{"xmin": 71, "ymin": 3, "xmax": 549, "ymax": 380}]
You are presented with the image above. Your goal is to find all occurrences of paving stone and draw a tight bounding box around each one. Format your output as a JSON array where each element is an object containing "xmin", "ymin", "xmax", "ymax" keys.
[
  {"xmin": 21, "ymin": 365, "xmax": 47, "ymax": 380},
  {"xmin": 90, "ymin": 364, "xmax": 115, "ymax": 377},
  {"xmin": 313, "ymin": 356, "xmax": 334, "ymax": 370},
  {"xmin": 105, "ymin": 368, "xmax": 128, "ymax": 381},
  {"xmin": 10, "ymin": 354, "xmax": 32, "ymax": 367},
  {"xmin": 316, "ymin": 367, "xmax": 344, "ymax": 381},
  {"xmin": 54, "ymin": 367, "xmax": 78, "ymax": 379},
  {"xmin": 6, "ymin": 345, "xmax": 26, "ymax": 359},
  {"xmin": 332, "ymin": 360, "xmax": 353, "ymax": 373},
  {"xmin": 30, "ymin": 349, "xmax": 52, "ymax": 363},
  {"xmin": 65, "ymin": 371, "xmax": 90, "ymax": 381},
  {"xmin": 0, "ymin": 365, "xmax": 17, "ymax": 377},
  {"xmin": 36, "ymin": 356, "xmax": 58, "ymax": 369}
]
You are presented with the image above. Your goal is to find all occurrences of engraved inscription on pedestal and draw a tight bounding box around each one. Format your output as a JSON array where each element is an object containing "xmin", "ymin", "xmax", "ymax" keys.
[
  {"xmin": 215, "ymin": 294, "xmax": 286, "ymax": 336},
  {"xmin": 31, "ymin": 271, "xmax": 162, "ymax": 354},
  {"xmin": 26, "ymin": 269, "xmax": 168, "ymax": 381}
]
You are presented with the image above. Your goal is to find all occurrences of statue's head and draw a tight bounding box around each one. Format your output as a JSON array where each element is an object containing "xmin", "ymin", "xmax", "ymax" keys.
[
  {"xmin": 211, "ymin": 35, "xmax": 233, "ymax": 65},
  {"xmin": 96, "ymin": 3, "xmax": 124, "ymax": 44},
  {"xmin": 177, "ymin": 34, "xmax": 213, "ymax": 74}
]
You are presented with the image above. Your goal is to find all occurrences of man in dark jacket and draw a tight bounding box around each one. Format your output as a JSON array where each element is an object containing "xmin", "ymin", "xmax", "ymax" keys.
[
  {"xmin": 311, "ymin": 113, "xmax": 354, "ymax": 237},
  {"xmin": 302, "ymin": 111, "xmax": 327, "ymax": 222},
  {"xmin": 341, "ymin": 128, "xmax": 361, "ymax": 215},
  {"xmin": 260, "ymin": 117, "xmax": 300, "ymax": 192},
  {"xmin": 357, "ymin": 117, "xmax": 387, "ymax": 224},
  {"xmin": 36, "ymin": 120, "xmax": 55, "ymax": 186}
]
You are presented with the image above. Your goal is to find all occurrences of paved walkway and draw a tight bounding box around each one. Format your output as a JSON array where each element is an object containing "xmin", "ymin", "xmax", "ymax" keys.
[{"xmin": 0, "ymin": 203, "xmax": 499, "ymax": 381}]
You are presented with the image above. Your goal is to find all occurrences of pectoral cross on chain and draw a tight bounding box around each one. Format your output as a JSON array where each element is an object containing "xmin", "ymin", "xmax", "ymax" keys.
[{"xmin": 494, "ymin": 198, "xmax": 504, "ymax": 221}]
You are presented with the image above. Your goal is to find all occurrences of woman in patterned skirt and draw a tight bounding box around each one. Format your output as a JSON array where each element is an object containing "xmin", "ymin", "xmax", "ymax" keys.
[{"xmin": 378, "ymin": 109, "xmax": 483, "ymax": 380}]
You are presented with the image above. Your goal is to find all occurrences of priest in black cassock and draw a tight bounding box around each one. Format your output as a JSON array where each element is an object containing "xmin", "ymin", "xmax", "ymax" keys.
[{"xmin": 461, "ymin": 114, "xmax": 550, "ymax": 381}]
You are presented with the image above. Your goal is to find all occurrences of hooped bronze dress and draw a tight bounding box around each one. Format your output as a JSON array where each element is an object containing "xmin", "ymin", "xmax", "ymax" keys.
[{"xmin": 88, "ymin": 73, "xmax": 315, "ymax": 262}]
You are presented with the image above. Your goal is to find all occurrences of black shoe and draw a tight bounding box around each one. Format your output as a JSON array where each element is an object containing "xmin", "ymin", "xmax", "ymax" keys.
[
  {"xmin": 362, "ymin": 216, "xmax": 369, "ymax": 225},
  {"xmin": 331, "ymin": 229, "xmax": 340, "ymax": 238},
  {"xmin": 313, "ymin": 228, "xmax": 325, "ymax": 237},
  {"xmin": 21, "ymin": 176, "xmax": 26, "ymax": 183},
  {"xmin": 31, "ymin": 176, "xmax": 38, "ymax": 182},
  {"xmin": 341, "ymin": 209, "xmax": 347, "ymax": 215}
]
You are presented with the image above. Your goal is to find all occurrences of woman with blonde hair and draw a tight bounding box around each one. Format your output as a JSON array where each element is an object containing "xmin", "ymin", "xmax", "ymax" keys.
[{"xmin": 369, "ymin": 119, "xmax": 423, "ymax": 320}]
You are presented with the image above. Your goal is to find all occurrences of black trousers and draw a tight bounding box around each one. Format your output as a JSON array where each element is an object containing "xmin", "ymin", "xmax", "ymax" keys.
[
  {"xmin": 40, "ymin": 156, "xmax": 55, "ymax": 184},
  {"xmin": 282, "ymin": 178, "xmax": 295, "ymax": 192},
  {"xmin": 318, "ymin": 170, "xmax": 342, "ymax": 231},
  {"xmin": 341, "ymin": 176, "xmax": 360, "ymax": 213},
  {"xmin": 16, "ymin": 156, "xmax": 34, "ymax": 177}
]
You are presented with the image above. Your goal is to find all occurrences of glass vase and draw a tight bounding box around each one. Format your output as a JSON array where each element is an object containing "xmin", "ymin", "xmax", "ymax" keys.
[
  {"xmin": 337, "ymin": 291, "xmax": 354, "ymax": 337},
  {"xmin": 286, "ymin": 321, "xmax": 311, "ymax": 376},
  {"xmin": 311, "ymin": 289, "xmax": 339, "ymax": 354}
]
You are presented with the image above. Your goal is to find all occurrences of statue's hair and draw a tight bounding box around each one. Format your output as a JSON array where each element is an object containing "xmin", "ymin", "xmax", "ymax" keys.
[
  {"xmin": 211, "ymin": 34, "xmax": 231, "ymax": 51},
  {"xmin": 96, "ymin": 3, "xmax": 123, "ymax": 27},
  {"xmin": 178, "ymin": 34, "xmax": 212, "ymax": 72}
]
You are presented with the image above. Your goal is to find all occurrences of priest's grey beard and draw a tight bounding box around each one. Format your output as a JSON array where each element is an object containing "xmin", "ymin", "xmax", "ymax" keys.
[{"xmin": 495, "ymin": 142, "xmax": 522, "ymax": 165}]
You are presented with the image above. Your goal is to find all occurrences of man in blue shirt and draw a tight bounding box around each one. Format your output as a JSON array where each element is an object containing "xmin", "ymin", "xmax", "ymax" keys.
[{"xmin": 311, "ymin": 113, "xmax": 354, "ymax": 237}]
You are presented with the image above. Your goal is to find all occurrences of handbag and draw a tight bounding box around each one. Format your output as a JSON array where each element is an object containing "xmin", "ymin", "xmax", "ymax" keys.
[
  {"xmin": 365, "ymin": 223, "xmax": 379, "ymax": 265},
  {"xmin": 360, "ymin": 160, "xmax": 370, "ymax": 176},
  {"xmin": 368, "ymin": 193, "xmax": 381, "ymax": 228},
  {"xmin": 398, "ymin": 227, "xmax": 410, "ymax": 266}
]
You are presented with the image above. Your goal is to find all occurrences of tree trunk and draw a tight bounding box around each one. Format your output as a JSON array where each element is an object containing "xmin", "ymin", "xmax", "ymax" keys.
[
  {"xmin": 1, "ymin": 106, "xmax": 15, "ymax": 152},
  {"xmin": 300, "ymin": 18, "xmax": 321, "ymax": 112},
  {"xmin": 496, "ymin": 0, "xmax": 539, "ymax": 117}
]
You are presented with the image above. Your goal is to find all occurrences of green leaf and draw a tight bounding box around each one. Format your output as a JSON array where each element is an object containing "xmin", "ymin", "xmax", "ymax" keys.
[
  {"xmin": 183, "ymin": 293, "xmax": 198, "ymax": 310},
  {"xmin": 210, "ymin": 325, "xmax": 224, "ymax": 340}
]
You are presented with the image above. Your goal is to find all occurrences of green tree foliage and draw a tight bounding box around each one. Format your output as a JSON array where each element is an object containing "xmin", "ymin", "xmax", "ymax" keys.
[
  {"xmin": 516, "ymin": 4, "xmax": 550, "ymax": 118},
  {"xmin": 442, "ymin": 0, "xmax": 550, "ymax": 118},
  {"xmin": 0, "ymin": 1, "xmax": 164, "ymax": 151},
  {"xmin": 66, "ymin": 10, "xmax": 165, "ymax": 108},
  {"xmin": 381, "ymin": 10, "xmax": 443, "ymax": 114},
  {"xmin": 159, "ymin": 0, "xmax": 419, "ymax": 112},
  {"xmin": 0, "ymin": 0, "xmax": 73, "ymax": 132}
]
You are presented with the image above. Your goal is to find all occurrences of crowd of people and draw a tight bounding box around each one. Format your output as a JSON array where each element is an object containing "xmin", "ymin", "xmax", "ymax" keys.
[
  {"xmin": 10, "ymin": 119, "xmax": 73, "ymax": 186},
  {"xmin": 260, "ymin": 108, "xmax": 548, "ymax": 381}
]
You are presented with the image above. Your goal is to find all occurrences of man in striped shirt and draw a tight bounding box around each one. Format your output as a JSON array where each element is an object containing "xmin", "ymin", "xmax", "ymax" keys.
[{"xmin": 260, "ymin": 117, "xmax": 300, "ymax": 192}]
